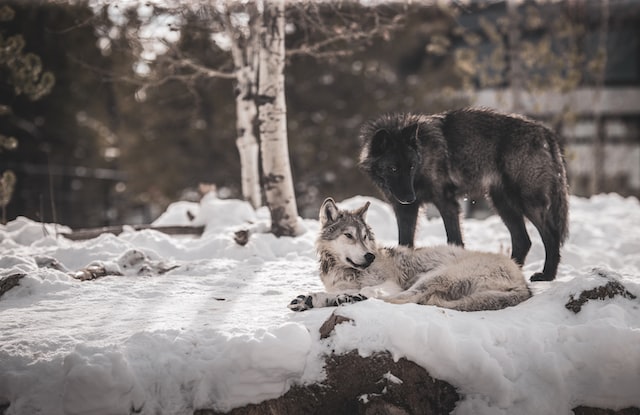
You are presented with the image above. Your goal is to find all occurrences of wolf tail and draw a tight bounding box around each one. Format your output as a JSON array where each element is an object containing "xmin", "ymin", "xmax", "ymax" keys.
[
  {"xmin": 427, "ymin": 287, "xmax": 532, "ymax": 312},
  {"xmin": 546, "ymin": 130, "xmax": 570, "ymax": 245}
]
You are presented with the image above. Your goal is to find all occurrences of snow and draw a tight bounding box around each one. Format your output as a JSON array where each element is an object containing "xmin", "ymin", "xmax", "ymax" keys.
[{"xmin": 1, "ymin": 192, "xmax": 640, "ymax": 415}]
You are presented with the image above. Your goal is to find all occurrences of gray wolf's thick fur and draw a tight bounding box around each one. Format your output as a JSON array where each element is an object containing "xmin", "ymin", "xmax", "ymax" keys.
[
  {"xmin": 288, "ymin": 198, "xmax": 531, "ymax": 312},
  {"xmin": 358, "ymin": 107, "xmax": 569, "ymax": 282}
]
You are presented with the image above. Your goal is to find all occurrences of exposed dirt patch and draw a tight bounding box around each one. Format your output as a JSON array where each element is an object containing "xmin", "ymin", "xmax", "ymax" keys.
[{"xmin": 566, "ymin": 270, "xmax": 636, "ymax": 313}]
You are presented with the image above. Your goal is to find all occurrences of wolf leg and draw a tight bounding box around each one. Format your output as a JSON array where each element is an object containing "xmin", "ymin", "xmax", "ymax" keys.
[
  {"xmin": 288, "ymin": 292, "xmax": 367, "ymax": 312},
  {"xmin": 288, "ymin": 292, "xmax": 340, "ymax": 311},
  {"xmin": 388, "ymin": 270, "xmax": 530, "ymax": 311},
  {"xmin": 392, "ymin": 201, "xmax": 419, "ymax": 246},
  {"xmin": 523, "ymin": 200, "xmax": 562, "ymax": 281},
  {"xmin": 433, "ymin": 198, "xmax": 464, "ymax": 246},
  {"xmin": 332, "ymin": 293, "xmax": 368, "ymax": 306},
  {"xmin": 384, "ymin": 289, "xmax": 423, "ymax": 304},
  {"xmin": 489, "ymin": 188, "xmax": 531, "ymax": 266},
  {"xmin": 401, "ymin": 264, "xmax": 530, "ymax": 311},
  {"xmin": 529, "ymin": 222, "xmax": 561, "ymax": 282},
  {"xmin": 384, "ymin": 271, "xmax": 449, "ymax": 305},
  {"xmin": 360, "ymin": 280, "xmax": 404, "ymax": 299},
  {"xmin": 288, "ymin": 294, "xmax": 316, "ymax": 312}
]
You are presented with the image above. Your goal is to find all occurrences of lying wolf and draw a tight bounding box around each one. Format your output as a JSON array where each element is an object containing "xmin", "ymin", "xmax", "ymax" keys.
[
  {"xmin": 358, "ymin": 108, "xmax": 569, "ymax": 282},
  {"xmin": 289, "ymin": 198, "xmax": 531, "ymax": 312}
]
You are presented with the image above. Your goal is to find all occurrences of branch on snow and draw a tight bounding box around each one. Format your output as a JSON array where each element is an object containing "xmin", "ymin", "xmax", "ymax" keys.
[{"xmin": 0, "ymin": 273, "xmax": 25, "ymax": 299}]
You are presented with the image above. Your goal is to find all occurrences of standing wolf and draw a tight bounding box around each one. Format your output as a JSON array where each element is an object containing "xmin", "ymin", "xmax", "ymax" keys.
[
  {"xmin": 359, "ymin": 107, "xmax": 569, "ymax": 282},
  {"xmin": 288, "ymin": 198, "xmax": 531, "ymax": 312}
]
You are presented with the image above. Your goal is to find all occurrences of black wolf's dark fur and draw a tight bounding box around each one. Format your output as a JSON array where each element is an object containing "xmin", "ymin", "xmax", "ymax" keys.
[{"xmin": 359, "ymin": 107, "xmax": 569, "ymax": 282}]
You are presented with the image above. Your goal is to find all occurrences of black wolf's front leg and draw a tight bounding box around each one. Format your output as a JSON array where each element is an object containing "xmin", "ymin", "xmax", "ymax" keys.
[
  {"xmin": 288, "ymin": 293, "xmax": 368, "ymax": 312},
  {"xmin": 434, "ymin": 197, "xmax": 464, "ymax": 247},
  {"xmin": 393, "ymin": 202, "xmax": 419, "ymax": 247}
]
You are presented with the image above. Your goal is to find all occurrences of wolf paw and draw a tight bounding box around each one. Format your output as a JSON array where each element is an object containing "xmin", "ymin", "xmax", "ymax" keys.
[
  {"xmin": 288, "ymin": 295, "xmax": 314, "ymax": 312},
  {"xmin": 334, "ymin": 293, "xmax": 368, "ymax": 306},
  {"xmin": 530, "ymin": 272, "xmax": 553, "ymax": 282}
]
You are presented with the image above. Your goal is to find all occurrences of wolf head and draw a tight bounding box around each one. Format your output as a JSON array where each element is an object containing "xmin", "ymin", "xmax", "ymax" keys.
[
  {"xmin": 317, "ymin": 198, "xmax": 377, "ymax": 270},
  {"xmin": 359, "ymin": 114, "xmax": 423, "ymax": 205}
]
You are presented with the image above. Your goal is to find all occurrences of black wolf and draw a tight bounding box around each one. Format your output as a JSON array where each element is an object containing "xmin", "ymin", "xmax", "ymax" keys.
[{"xmin": 359, "ymin": 107, "xmax": 569, "ymax": 282}]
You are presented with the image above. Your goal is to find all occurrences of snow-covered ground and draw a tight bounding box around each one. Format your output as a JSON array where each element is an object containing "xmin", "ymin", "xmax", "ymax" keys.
[{"xmin": 1, "ymin": 193, "xmax": 639, "ymax": 415}]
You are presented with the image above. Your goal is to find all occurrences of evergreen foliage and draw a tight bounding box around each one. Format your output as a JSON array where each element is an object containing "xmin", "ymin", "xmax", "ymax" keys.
[{"xmin": 0, "ymin": 4, "xmax": 54, "ymax": 224}]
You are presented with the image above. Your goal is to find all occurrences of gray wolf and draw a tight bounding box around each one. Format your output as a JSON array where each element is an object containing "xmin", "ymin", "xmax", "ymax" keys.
[
  {"xmin": 358, "ymin": 107, "xmax": 569, "ymax": 282},
  {"xmin": 288, "ymin": 198, "xmax": 531, "ymax": 312}
]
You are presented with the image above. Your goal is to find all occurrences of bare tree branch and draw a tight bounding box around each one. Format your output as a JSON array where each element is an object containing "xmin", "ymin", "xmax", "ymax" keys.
[
  {"xmin": 285, "ymin": 3, "xmax": 407, "ymax": 59},
  {"xmin": 177, "ymin": 58, "xmax": 237, "ymax": 79}
]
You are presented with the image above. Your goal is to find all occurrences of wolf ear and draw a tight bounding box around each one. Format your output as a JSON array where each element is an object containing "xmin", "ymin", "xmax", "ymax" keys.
[
  {"xmin": 320, "ymin": 197, "xmax": 340, "ymax": 225},
  {"xmin": 370, "ymin": 129, "xmax": 392, "ymax": 157},
  {"xmin": 401, "ymin": 124, "xmax": 420, "ymax": 146},
  {"xmin": 354, "ymin": 201, "xmax": 370, "ymax": 221}
]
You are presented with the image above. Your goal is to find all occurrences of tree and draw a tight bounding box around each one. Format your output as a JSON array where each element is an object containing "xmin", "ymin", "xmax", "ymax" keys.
[
  {"xmin": 96, "ymin": 1, "xmax": 406, "ymax": 236},
  {"xmin": 256, "ymin": 1, "xmax": 405, "ymax": 235},
  {"xmin": 96, "ymin": 2, "xmax": 286, "ymax": 224},
  {"xmin": 224, "ymin": 3, "xmax": 262, "ymax": 210},
  {"xmin": 258, "ymin": 0, "xmax": 300, "ymax": 236},
  {"xmin": 0, "ymin": 4, "xmax": 54, "ymax": 224},
  {"xmin": 453, "ymin": 1, "xmax": 598, "ymax": 123},
  {"xmin": 192, "ymin": 1, "xmax": 301, "ymax": 235}
]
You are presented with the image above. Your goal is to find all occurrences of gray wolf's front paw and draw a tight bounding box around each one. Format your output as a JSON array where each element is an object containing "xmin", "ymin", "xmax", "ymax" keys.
[
  {"xmin": 288, "ymin": 295, "xmax": 314, "ymax": 312},
  {"xmin": 334, "ymin": 293, "xmax": 368, "ymax": 306}
]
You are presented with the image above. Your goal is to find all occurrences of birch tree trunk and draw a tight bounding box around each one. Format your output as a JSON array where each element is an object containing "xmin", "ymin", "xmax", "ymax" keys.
[
  {"xmin": 257, "ymin": 0, "xmax": 301, "ymax": 237},
  {"xmin": 226, "ymin": 7, "xmax": 262, "ymax": 209},
  {"xmin": 234, "ymin": 66, "xmax": 261, "ymax": 209}
]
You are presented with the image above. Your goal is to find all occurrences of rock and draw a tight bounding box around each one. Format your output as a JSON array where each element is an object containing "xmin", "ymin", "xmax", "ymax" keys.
[
  {"xmin": 234, "ymin": 229, "xmax": 250, "ymax": 246},
  {"xmin": 35, "ymin": 256, "xmax": 69, "ymax": 272},
  {"xmin": 196, "ymin": 312, "xmax": 459, "ymax": 415},
  {"xmin": 195, "ymin": 351, "xmax": 459, "ymax": 415},
  {"xmin": 566, "ymin": 268, "xmax": 637, "ymax": 313},
  {"xmin": 0, "ymin": 273, "xmax": 25, "ymax": 299},
  {"xmin": 319, "ymin": 311, "xmax": 354, "ymax": 339},
  {"xmin": 573, "ymin": 406, "xmax": 640, "ymax": 415}
]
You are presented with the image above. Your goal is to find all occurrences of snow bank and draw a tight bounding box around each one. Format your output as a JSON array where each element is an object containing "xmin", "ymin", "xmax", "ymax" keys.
[{"xmin": 1, "ymin": 193, "xmax": 639, "ymax": 414}]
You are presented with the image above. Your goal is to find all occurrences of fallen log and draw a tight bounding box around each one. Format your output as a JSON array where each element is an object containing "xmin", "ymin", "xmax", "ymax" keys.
[{"xmin": 60, "ymin": 225, "xmax": 204, "ymax": 241}]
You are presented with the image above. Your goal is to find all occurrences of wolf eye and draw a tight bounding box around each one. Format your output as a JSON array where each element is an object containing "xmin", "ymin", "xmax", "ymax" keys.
[
  {"xmin": 390, "ymin": 166, "xmax": 398, "ymax": 173},
  {"xmin": 344, "ymin": 233, "xmax": 354, "ymax": 240}
]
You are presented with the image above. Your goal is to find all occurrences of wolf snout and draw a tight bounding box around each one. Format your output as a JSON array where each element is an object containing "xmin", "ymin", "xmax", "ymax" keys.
[
  {"xmin": 393, "ymin": 192, "xmax": 416, "ymax": 204},
  {"xmin": 347, "ymin": 252, "xmax": 376, "ymax": 269},
  {"xmin": 365, "ymin": 252, "xmax": 375, "ymax": 264},
  {"xmin": 397, "ymin": 196, "xmax": 416, "ymax": 204}
]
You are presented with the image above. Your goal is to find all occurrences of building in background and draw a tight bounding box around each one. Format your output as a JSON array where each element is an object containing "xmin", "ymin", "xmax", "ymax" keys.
[{"xmin": 433, "ymin": 0, "xmax": 640, "ymax": 198}]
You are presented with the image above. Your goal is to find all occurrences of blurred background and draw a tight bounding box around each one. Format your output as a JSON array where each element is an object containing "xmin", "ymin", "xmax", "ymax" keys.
[{"xmin": 1, "ymin": 0, "xmax": 639, "ymax": 229}]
